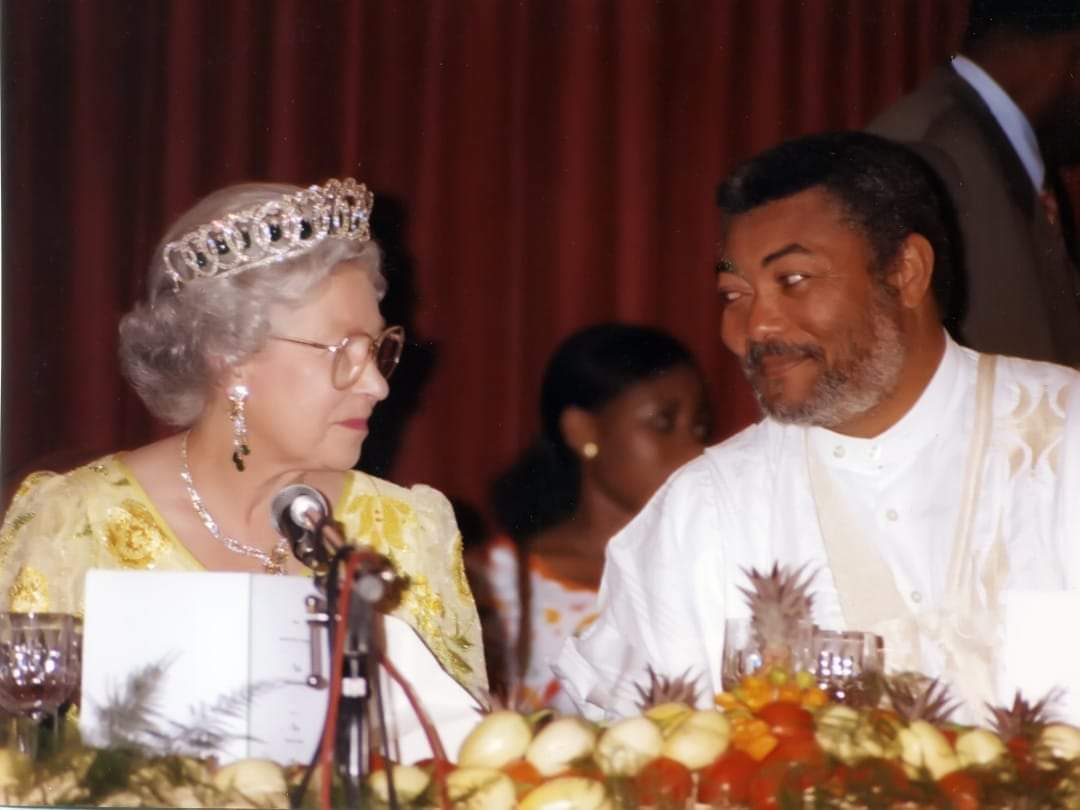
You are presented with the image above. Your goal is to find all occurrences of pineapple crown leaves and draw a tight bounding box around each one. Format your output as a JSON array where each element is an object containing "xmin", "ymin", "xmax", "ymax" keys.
[
  {"xmin": 633, "ymin": 666, "xmax": 701, "ymax": 710},
  {"xmin": 884, "ymin": 674, "xmax": 960, "ymax": 725},
  {"xmin": 987, "ymin": 689, "xmax": 1063, "ymax": 741},
  {"xmin": 738, "ymin": 562, "xmax": 818, "ymax": 654},
  {"xmin": 738, "ymin": 562, "xmax": 817, "ymax": 620}
]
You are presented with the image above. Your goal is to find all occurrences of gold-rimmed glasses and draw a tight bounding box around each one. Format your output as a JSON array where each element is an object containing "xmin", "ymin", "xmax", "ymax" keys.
[{"xmin": 270, "ymin": 325, "xmax": 405, "ymax": 389}]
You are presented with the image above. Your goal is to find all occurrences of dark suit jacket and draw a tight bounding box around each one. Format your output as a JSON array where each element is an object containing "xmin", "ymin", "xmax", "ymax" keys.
[{"xmin": 869, "ymin": 66, "xmax": 1080, "ymax": 366}]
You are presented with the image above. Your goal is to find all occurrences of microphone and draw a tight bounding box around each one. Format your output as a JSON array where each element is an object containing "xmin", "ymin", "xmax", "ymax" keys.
[{"xmin": 271, "ymin": 484, "xmax": 332, "ymax": 571}]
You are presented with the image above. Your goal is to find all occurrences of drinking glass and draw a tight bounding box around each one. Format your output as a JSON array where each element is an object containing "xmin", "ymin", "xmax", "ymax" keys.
[
  {"xmin": 0, "ymin": 613, "xmax": 80, "ymax": 757},
  {"xmin": 810, "ymin": 628, "xmax": 884, "ymax": 707},
  {"xmin": 721, "ymin": 617, "xmax": 814, "ymax": 691}
]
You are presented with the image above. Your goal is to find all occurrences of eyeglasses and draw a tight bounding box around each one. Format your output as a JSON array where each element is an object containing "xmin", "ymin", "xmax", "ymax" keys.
[{"xmin": 269, "ymin": 325, "xmax": 406, "ymax": 389}]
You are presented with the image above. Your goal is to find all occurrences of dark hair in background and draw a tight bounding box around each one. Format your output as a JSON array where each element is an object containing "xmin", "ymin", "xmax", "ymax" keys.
[
  {"xmin": 963, "ymin": 0, "xmax": 1080, "ymax": 47},
  {"xmin": 716, "ymin": 131, "xmax": 963, "ymax": 328},
  {"xmin": 492, "ymin": 323, "xmax": 697, "ymax": 542}
]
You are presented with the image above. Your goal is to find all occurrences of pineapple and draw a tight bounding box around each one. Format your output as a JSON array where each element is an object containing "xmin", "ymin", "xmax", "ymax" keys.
[
  {"xmin": 884, "ymin": 674, "xmax": 959, "ymax": 726},
  {"xmin": 739, "ymin": 562, "xmax": 816, "ymax": 668},
  {"xmin": 634, "ymin": 666, "xmax": 701, "ymax": 730},
  {"xmin": 885, "ymin": 676, "xmax": 961, "ymax": 779},
  {"xmin": 989, "ymin": 690, "xmax": 1059, "ymax": 757},
  {"xmin": 633, "ymin": 666, "xmax": 732, "ymax": 765}
]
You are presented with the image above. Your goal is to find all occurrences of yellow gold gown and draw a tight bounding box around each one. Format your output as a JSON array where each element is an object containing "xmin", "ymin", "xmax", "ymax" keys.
[{"xmin": 0, "ymin": 456, "xmax": 486, "ymax": 696}]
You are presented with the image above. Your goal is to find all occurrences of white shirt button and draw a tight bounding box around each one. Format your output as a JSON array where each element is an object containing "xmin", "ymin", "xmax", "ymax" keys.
[
  {"xmin": 911, "ymin": 590, "xmax": 923, "ymax": 604},
  {"xmin": 833, "ymin": 446, "xmax": 846, "ymax": 459},
  {"xmin": 885, "ymin": 508, "xmax": 899, "ymax": 521}
]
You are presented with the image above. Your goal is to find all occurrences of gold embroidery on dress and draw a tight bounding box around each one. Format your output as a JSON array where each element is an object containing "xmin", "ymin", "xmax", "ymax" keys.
[
  {"xmin": 105, "ymin": 499, "xmax": 168, "ymax": 568},
  {"xmin": 398, "ymin": 574, "xmax": 476, "ymax": 680},
  {"xmin": 10, "ymin": 566, "xmax": 49, "ymax": 612},
  {"xmin": 12, "ymin": 472, "xmax": 52, "ymax": 503},
  {"xmin": 347, "ymin": 495, "xmax": 417, "ymax": 553},
  {"xmin": 337, "ymin": 483, "xmax": 484, "ymax": 690},
  {"xmin": 0, "ymin": 512, "xmax": 36, "ymax": 563},
  {"xmin": 450, "ymin": 533, "xmax": 472, "ymax": 601}
]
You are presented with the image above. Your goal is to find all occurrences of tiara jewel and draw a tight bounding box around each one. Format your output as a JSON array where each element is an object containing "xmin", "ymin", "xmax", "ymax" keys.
[{"xmin": 162, "ymin": 178, "xmax": 374, "ymax": 289}]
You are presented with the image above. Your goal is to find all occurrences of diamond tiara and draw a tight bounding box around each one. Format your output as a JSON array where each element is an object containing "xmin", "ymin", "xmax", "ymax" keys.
[{"xmin": 162, "ymin": 178, "xmax": 374, "ymax": 289}]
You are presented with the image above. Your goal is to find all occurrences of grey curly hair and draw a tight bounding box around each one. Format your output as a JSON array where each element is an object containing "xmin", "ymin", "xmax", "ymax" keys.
[{"xmin": 119, "ymin": 182, "xmax": 386, "ymax": 427}]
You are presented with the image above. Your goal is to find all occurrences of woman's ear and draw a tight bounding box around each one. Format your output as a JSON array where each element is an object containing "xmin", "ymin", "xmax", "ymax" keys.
[
  {"xmin": 559, "ymin": 407, "xmax": 599, "ymax": 461},
  {"xmin": 886, "ymin": 233, "xmax": 935, "ymax": 310}
]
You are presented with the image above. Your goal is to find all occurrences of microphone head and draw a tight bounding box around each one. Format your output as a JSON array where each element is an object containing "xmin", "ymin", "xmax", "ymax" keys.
[{"xmin": 271, "ymin": 484, "xmax": 329, "ymax": 539}]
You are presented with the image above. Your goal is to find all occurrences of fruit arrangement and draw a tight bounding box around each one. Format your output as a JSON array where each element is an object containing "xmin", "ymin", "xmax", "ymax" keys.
[
  {"xmin": 10, "ymin": 563, "xmax": 1080, "ymax": 808},
  {"xmin": 359, "ymin": 564, "xmax": 1080, "ymax": 809},
  {"xmin": 361, "ymin": 671, "xmax": 1080, "ymax": 809}
]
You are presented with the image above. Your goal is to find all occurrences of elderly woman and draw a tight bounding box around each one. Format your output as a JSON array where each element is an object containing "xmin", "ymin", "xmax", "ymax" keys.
[{"xmin": 0, "ymin": 179, "xmax": 485, "ymax": 697}]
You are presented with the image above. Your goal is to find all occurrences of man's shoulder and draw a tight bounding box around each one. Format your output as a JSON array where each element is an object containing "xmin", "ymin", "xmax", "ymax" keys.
[
  {"xmin": 868, "ymin": 67, "xmax": 973, "ymax": 139},
  {"xmin": 992, "ymin": 352, "xmax": 1080, "ymax": 402},
  {"xmin": 665, "ymin": 419, "xmax": 791, "ymax": 494},
  {"xmin": 992, "ymin": 347, "xmax": 1077, "ymax": 378}
]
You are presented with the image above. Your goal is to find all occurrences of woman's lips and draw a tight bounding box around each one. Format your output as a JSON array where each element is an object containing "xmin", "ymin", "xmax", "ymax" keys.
[{"xmin": 338, "ymin": 418, "xmax": 369, "ymax": 431}]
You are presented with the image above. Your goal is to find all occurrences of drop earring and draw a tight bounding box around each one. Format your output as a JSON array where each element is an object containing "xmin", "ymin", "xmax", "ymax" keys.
[{"xmin": 227, "ymin": 383, "xmax": 251, "ymax": 471}]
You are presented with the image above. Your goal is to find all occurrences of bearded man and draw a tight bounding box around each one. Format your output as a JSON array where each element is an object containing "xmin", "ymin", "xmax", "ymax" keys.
[{"xmin": 554, "ymin": 132, "xmax": 1080, "ymax": 723}]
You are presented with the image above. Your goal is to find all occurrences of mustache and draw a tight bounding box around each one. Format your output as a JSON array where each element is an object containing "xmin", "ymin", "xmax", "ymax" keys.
[{"xmin": 742, "ymin": 340, "xmax": 825, "ymax": 374}]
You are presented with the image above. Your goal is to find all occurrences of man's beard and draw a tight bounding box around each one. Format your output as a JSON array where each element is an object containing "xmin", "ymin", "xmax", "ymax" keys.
[{"xmin": 741, "ymin": 290, "xmax": 906, "ymax": 429}]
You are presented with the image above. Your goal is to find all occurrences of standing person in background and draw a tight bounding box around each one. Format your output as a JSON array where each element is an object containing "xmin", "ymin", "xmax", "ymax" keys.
[
  {"xmin": 482, "ymin": 324, "xmax": 710, "ymax": 710},
  {"xmin": 868, "ymin": 0, "xmax": 1080, "ymax": 366}
]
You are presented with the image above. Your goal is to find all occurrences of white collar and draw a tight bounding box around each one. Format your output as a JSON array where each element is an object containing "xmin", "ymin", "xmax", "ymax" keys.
[
  {"xmin": 951, "ymin": 55, "xmax": 1044, "ymax": 190},
  {"xmin": 807, "ymin": 334, "xmax": 964, "ymax": 472}
]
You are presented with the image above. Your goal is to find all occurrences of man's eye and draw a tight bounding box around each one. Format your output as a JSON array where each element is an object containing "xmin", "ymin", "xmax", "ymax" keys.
[
  {"xmin": 717, "ymin": 288, "xmax": 743, "ymax": 303},
  {"xmin": 780, "ymin": 273, "xmax": 807, "ymax": 287}
]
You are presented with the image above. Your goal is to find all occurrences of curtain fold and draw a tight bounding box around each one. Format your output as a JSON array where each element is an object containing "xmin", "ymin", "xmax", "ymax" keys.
[{"xmin": 2, "ymin": 0, "xmax": 970, "ymax": 523}]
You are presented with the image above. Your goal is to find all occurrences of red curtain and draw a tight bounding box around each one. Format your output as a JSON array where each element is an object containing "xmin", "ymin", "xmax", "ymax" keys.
[{"xmin": 2, "ymin": 1, "xmax": 969, "ymax": 526}]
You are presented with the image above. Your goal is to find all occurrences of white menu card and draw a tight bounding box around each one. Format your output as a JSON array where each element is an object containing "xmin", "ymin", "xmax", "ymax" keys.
[{"xmin": 80, "ymin": 570, "xmax": 479, "ymax": 764}]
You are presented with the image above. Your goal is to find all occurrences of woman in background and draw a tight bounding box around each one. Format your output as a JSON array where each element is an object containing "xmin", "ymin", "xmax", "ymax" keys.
[{"xmin": 484, "ymin": 323, "xmax": 710, "ymax": 710}]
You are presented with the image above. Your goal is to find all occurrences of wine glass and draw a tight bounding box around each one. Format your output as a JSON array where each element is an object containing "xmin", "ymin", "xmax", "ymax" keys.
[
  {"xmin": 721, "ymin": 617, "xmax": 814, "ymax": 691},
  {"xmin": 810, "ymin": 628, "xmax": 884, "ymax": 707},
  {"xmin": 0, "ymin": 612, "xmax": 80, "ymax": 758}
]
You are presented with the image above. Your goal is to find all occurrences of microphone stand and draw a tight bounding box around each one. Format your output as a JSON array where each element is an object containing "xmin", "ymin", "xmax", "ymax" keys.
[
  {"xmin": 331, "ymin": 543, "xmax": 397, "ymax": 808},
  {"xmin": 290, "ymin": 515, "xmax": 400, "ymax": 810}
]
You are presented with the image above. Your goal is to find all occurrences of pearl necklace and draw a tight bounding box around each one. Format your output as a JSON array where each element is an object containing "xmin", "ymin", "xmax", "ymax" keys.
[{"xmin": 179, "ymin": 432, "xmax": 290, "ymax": 574}]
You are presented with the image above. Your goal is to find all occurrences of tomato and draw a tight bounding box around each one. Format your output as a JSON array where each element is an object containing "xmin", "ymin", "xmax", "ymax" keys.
[
  {"xmin": 756, "ymin": 700, "xmax": 815, "ymax": 740},
  {"xmin": 501, "ymin": 759, "xmax": 543, "ymax": 794},
  {"xmin": 763, "ymin": 736, "xmax": 826, "ymax": 770},
  {"xmin": 634, "ymin": 756, "xmax": 693, "ymax": 805},
  {"xmin": 697, "ymin": 749, "xmax": 757, "ymax": 804},
  {"xmin": 938, "ymin": 770, "xmax": 982, "ymax": 810}
]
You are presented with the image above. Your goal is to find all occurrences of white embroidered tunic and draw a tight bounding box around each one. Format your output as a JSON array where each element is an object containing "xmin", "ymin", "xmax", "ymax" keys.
[{"xmin": 555, "ymin": 337, "xmax": 1080, "ymax": 722}]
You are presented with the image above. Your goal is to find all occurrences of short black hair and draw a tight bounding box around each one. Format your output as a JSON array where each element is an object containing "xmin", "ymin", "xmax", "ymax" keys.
[
  {"xmin": 964, "ymin": 0, "xmax": 1080, "ymax": 47},
  {"xmin": 716, "ymin": 131, "xmax": 959, "ymax": 315}
]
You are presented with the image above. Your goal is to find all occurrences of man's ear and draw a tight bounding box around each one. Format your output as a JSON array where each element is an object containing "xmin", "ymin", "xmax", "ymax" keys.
[
  {"xmin": 886, "ymin": 233, "xmax": 935, "ymax": 310},
  {"xmin": 559, "ymin": 407, "xmax": 598, "ymax": 460}
]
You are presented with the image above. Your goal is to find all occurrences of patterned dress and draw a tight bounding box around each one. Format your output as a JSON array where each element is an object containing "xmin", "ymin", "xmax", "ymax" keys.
[
  {"xmin": 0, "ymin": 455, "xmax": 487, "ymax": 697},
  {"xmin": 482, "ymin": 536, "xmax": 598, "ymax": 714}
]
